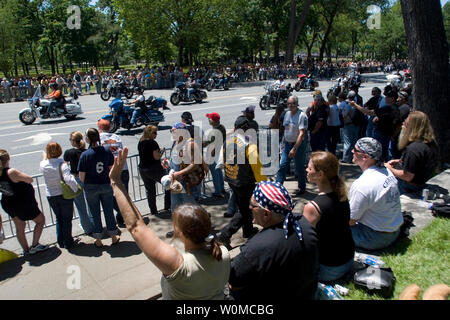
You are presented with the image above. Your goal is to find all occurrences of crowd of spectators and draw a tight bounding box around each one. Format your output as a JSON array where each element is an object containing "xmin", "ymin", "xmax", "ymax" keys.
[{"xmin": 0, "ymin": 59, "xmax": 408, "ymax": 103}]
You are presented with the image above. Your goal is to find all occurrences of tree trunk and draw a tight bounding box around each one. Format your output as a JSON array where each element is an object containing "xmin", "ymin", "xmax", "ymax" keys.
[
  {"xmin": 285, "ymin": 0, "xmax": 313, "ymax": 63},
  {"xmin": 319, "ymin": 11, "xmax": 337, "ymax": 61},
  {"xmin": 28, "ymin": 42, "xmax": 39, "ymax": 75},
  {"xmin": 400, "ymin": 0, "xmax": 450, "ymax": 164}
]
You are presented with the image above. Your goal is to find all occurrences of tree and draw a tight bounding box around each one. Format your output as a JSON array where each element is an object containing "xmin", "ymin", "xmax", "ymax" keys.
[
  {"xmin": 285, "ymin": 0, "xmax": 312, "ymax": 63},
  {"xmin": 400, "ymin": 0, "xmax": 450, "ymax": 164}
]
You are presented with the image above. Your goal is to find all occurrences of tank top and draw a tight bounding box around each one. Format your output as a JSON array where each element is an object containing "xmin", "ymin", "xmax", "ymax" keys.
[
  {"xmin": 311, "ymin": 192, "xmax": 355, "ymax": 266},
  {"xmin": 0, "ymin": 168, "xmax": 38, "ymax": 208}
]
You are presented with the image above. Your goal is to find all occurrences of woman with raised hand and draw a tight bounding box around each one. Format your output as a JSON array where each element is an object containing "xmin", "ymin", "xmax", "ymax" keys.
[
  {"xmin": 64, "ymin": 131, "xmax": 94, "ymax": 234},
  {"xmin": 110, "ymin": 147, "xmax": 230, "ymax": 300},
  {"xmin": 303, "ymin": 151, "xmax": 355, "ymax": 284},
  {"xmin": 0, "ymin": 149, "xmax": 48, "ymax": 255},
  {"xmin": 40, "ymin": 142, "xmax": 78, "ymax": 250},
  {"xmin": 78, "ymin": 128, "xmax": 119, "ymax": 247}
]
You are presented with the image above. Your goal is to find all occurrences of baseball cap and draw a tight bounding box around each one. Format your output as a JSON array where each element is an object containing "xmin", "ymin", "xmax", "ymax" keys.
[
  {"xmin": 181, "ymin": 111, "xmax": 193, "ymax": 123},
  {"xmin": 355, "ymin": 138, "xmax": 382, "ymax": 162},
  {"xmin": 206, "ymin": 112, "xmax": 220, "ymax": 123},
  {"xmin": 242, "ymin": 105, "xmax": 256, "ymax": 113},
  {"xmin": 234, "ymin": 116, "xmax": 250, "ymax": 130},
  {"xmin": 97, "ymin": 119, "xmax": 110, "ymax": 131}
]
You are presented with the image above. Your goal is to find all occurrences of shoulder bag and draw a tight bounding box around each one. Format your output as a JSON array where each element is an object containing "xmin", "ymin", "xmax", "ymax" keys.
[{"xmin": 59, "ymin": 163, "xmax": 83, "ymax": 199}]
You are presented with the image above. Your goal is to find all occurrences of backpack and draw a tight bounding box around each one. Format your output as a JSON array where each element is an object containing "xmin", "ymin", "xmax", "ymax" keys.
[{"xmin": 350, "ymin": 108, "xmax": 366, "ymax": 126}]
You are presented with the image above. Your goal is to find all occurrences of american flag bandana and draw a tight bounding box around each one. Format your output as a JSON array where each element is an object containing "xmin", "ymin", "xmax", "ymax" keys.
[{"xmin": 253, "ymin": 181, "xmax": 303, "ymax": 241}]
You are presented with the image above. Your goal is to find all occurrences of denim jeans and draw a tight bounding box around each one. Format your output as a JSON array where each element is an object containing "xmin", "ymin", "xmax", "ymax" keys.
[
  {"xmin": 373, "ymin": 129, "xmax": 391, "ymax": 162},
  {"xmin": 326, "ymin": 126, "xmax": 340, "ymax": 156},
  {"xmin": 366, "ymin": 116, "xmax": 376, "ymax": 138},
  {"xmin": 113, "ymin": 170, "xmax": 129, "ymax": 224},
  {"xmin": 227, "ymin": 189, "xmax": 238, "ymax": 215},
  {"xmin": 342, "ymin": 124, "xmax": 359, "ymax": 162},
  {"xmin": 389, "ymin": 137, "xmax": 401, "ymax": 160},
  {"xmin": 48, "ymin": 195, "xmax": 74, "ymax": 249},
  {"xmin": 397, "ymin": 179, "xmax": 425, "ymax": 196},
  {"xmin": 171, "ymin": 191, "xmax": 196, "ymax": 213},
  {"xmin": 351, "ymin": 222, "xmax": 400, "ymax": 251},
  {"xmin": 276, "ymin": 138, "xmax": 308, "ymax": 191},
  {"xmin": 318, "ymin": 258, "xmax": 354, "ymax": 283},
  {"xmin": 209, "ymin": 163, "xmax": 225, "ymax": 196},
  {"xmin": 74, "ymin": 175, "xmax": 94, "ymax": 234},
  {"xmin": 84, "ymin": 183, "xmax": 118, "ymax": 239},
  {"xmin": 130, "ymin": 109, "xmax": 141, "ymax": 125}
]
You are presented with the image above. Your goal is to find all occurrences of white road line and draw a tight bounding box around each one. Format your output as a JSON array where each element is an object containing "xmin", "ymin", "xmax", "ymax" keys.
[
  {"xmin": 0, "ymin": 121, "xmax": 98, "ymax": 138},
  {"xmin": 10, "ymin": 150, "xmax": 44, "ymax": 158}
]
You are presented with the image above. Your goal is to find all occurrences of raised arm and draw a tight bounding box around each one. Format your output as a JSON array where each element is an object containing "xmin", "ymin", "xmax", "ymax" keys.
[{"xmin": 109, "ymin": 147, "xmax": 183, "ymax": 276}]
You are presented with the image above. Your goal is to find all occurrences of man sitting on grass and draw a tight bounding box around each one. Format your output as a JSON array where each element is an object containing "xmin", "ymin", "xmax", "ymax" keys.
[{"xmin": 349, "ymin": 138, "xmax": 403, "ymax": 251}]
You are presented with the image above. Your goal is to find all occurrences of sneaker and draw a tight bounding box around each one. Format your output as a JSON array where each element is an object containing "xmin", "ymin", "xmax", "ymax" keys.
[
  {"xmin": 223, "ymin": 211, "xmax": 235, "ymax": 218},
  {"xmin": 29, "ymin": 243, "xmax": 49, "ymax": 254},
  {"xmin": 215, "ymin": 232, "xmax": 232, "ymax": 250}
]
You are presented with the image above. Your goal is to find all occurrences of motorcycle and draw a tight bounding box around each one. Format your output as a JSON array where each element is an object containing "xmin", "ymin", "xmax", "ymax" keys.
[
  {"xmin": 259, "ymin": 83, "xmax": 293, "ymax": 110},
  {"xmin": 327, "ymin": 78, "xmax": 349, "ymax": 98},
  {"xmin": 101, "ymin": 96, "xmax": 169, "ymax": 133},
  {"xmin": 19, "ymin": 86, "xmax": 83, "ymax": 125},
  {"xmin": 206, "ymin": 76, "xmax": 230, "ymax": 91},
  {"xmin": 294, "ymin": 74, "xmax": 319, "ymax": 91},
  {"xmin": 100, "ymin": 80, "xmax": 134, "ymax": 101},
  {"xmin": 170, "ymin": 82, "xmax": 207, "ymax": 106}
]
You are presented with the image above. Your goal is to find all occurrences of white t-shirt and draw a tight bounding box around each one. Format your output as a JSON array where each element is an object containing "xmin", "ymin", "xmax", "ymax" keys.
[
  {"xmin": 327, "ymin": 104, "xmax": 340, "ymax": 126},
  {"xmin": 40, "ymin": 158, "xmax": 78, "ymax": 197},
  {"xmin": 161, "ymin": 246, "xmax": 230, "ymax": 300},
  {"xmin": 283, "ymin": 109, "xmax": 308, "ymax": 143},
  {"xmin": 350, "ymin": 166, "xmax": 403, "ymax": 232},
  {"xmin": 100, "ymin": 132, "xmax": 128, "ymax": 171}
]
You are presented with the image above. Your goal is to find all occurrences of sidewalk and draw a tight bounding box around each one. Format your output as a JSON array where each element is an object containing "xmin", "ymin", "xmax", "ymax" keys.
[{"xmin": 0, "ymin": 166, "xmax": 448, "ymax": 300}]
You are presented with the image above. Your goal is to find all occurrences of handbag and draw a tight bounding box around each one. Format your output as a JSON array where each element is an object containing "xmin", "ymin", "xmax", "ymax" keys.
[
  {"xmin": 353, "ymin": 265, "xmax": 396, "ymax": 298},
  {"xmin": 0, "ymin": 181, "xmax": 14, "ymax": 196},
  {"xmin": 58, "ymin": 163, "xmax": 83, "ymax": 199}
]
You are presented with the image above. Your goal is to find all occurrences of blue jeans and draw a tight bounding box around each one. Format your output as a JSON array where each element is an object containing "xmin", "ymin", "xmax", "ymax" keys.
[
  {"xmin": 171, "ymin": 191, "xmax": 196, "ymax": 213},
  {"xmin": 48, "ymin": 195, "xmax": 74, "ymax": 249},
  {"xmin": 276, "ymin": 138, "xmax": 308, "ymax": 191},
  {"xmin": 187, "ymin": 88, "xmax": 194, "ymax": 99},
  {"xmin": 209, "ymin": 163, "xmax": 225, "ymax": 195},
  {"xmin": 130, "ymin": 109, "xmax": 141, "ymax": 125},
  {"xmin": 319, "ymin": 258, "xmax": 355, "ymax": 283},
  {"xmin": 74, "ymin": 175, "xmax": 94, "ymax": 234},
  {"xmin": 113, "ymin": 170, "xmax": 129, "ymax": 224},
  {"xmin": 342, "ymin": 124, "xmax": 359, "ymax": 162},
  {"xmin": 351, "ymin": 223, "xmax": 400, "ymax": 251},
  {"xmin": 84, "ymin": 183, "xmax": 118, "ymax": 239},
  {"xmin": 366, "ymin": 116, "xmax": 376, "ymax": 138},
  {"xmin": 389, "ymin": 137, "xmax": 401, "ymax": 160},
  {"xmin": 227, "ymin": 190, "xmax": 238, "ymax": 214},
  {"xmin": 373, "ymin": 129, "xmax": 391, "ymax": 162},
  {"xmin": 397, "ymin": 179, "xmax": 425, "ymax": 196}
]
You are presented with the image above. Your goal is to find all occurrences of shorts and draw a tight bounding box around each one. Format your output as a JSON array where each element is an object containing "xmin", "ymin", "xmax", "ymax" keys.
[{"xmin": 1, "ymin": 199, "xmax": 41, "ymax": 221}]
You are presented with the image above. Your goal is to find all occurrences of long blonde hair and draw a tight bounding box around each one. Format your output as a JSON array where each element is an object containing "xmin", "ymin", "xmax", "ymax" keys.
[
  {"xmin": 0, "ymin": 149, "xmax": 10, "ymax": 177},
  {"xmin": 140, "ymin": 125, "xmax": 158, "ymax": 142},
  {"xmin": 398, "ymin": 111, "xmax": 436, "ymax": 151},
  {"xmin": 310, "ymin": 151, "xmax": 348, "ymax": 201},
  {"xmin": 70, "ymin": 131, "xmax": 86, "ymax": 150}
]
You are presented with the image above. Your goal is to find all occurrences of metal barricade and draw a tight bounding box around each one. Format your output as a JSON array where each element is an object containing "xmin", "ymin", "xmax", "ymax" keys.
[{"xmin": 0, "ymin": 149, "xmax": 215, "ymax": 241}]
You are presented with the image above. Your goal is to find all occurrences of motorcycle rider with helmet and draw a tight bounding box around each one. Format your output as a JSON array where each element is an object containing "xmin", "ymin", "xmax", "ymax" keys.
[
  {"xmin": 129, "ymin": 87, "xmax": 146, "ymax": 128},
  {"xmin": 44, "ymin": 83, "xmax": 67, "ymax": 116}
]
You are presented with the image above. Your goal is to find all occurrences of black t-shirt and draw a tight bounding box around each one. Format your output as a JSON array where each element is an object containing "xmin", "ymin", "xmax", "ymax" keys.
[
  {"xmin": 138, "ymin": 139, "xmax": 160, "ymax": 167},
  {"xmin": 229, "ymin": 219, "xmax": 319, "ymax": 301},
  {"xmin": 401, "ymin": 141, "xmax": 439, "ymax": 185},
  {"xmin": 374, "ymin": 104, "xmax": 398, "ymax": 137},
  {"xmin": 313, "ymin": 192, "xmax": 355, "ymax": 266},
  {"xmin": 63, "ymin": 148, "xmax": 86, "ymax": 174},
  {"xmin": 308, "ymin": 104, "xmax": 328, "ymax": 133}
]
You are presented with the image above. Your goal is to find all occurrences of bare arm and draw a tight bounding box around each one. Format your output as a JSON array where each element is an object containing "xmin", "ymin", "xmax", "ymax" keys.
[
  {"xmin": 78, "ymin": 172, "xmax": 86, "ymax": 183},
  {"xmin": 349, "ymin": 101, "xmax": 375, "ymax": 116},
  {"xmin": 385, "ymin": 160, "xmax": 415, "ymax": 183},
  {"xmin": 110, "ymin": 147, "xmax": 183, "ymax": 276},
  {"xmin": 302, "ymin": 202, "xmax": 320, "ymax": 228},
  {"xmin": 7, "ymin": 168, "xmax": 33, "ymax": 184}
]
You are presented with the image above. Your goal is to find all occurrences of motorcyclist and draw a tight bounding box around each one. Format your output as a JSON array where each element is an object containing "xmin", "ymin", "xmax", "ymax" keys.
[
  {"xmin": 186, "ymin": 77, "xmax": 196, "ymax": 101},
  {"xmin": 273, "ymin": 75, "xmax": 288, "ymax": 100},
  {"xmin": 305, "ymin": 73, "xmax": 313, "ymax": 87},
  {"xmin": 129, "ymin": 87, "xmax": 146, "ymax": 128},
  {"xmin": 44, "ymin": 83, "xmax": 67, "ymax": 116}
]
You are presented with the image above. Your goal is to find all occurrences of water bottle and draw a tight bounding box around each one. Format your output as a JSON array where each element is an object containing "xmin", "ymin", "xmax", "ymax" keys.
[
  {"xmin": 355, "ymin": 253, "xmax": 385, "ymax": 268},
  {"xmin": 317, "ymin": 283, "xmax": 344, "ymax": 300}
]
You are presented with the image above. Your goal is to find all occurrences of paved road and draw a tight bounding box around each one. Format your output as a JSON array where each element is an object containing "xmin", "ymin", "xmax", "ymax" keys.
[{"xmin": 0, "ymin": 73, "xmax": 388, "ymax": 176}]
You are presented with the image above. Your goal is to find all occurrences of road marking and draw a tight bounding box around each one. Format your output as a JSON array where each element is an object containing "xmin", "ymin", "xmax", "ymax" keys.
[{"xmin": 10, "ymin": 150, "xmax": 44, "ymax": 158}]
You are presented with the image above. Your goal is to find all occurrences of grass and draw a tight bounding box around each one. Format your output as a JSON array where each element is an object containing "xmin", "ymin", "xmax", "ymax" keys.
[{"xmin": 345, "ymin": 217, "xmax": 450, "ymax": 300}]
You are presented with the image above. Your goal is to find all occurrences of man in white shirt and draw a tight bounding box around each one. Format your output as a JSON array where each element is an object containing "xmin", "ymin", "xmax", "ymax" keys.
[
  {"xmin": 129, "ymin": 87, "xmax": 146, "ymax": 127},
  {"xmin": 275, "ymin": 95, "xmax": 309, "ymax": 196},
  {"xmin": 350, "ymin": 137, "xmax": 403, "ymax": 251}
]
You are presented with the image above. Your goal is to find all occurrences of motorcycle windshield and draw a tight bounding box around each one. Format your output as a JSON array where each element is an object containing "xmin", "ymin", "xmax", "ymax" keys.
[{"xmin": 33, "ymin": 86, "xmax": 42, "ymax": 99}]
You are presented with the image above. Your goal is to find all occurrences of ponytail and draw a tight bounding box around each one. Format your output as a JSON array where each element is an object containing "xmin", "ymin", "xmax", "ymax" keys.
[
  {"xmin": 207, "ymin": 237, "xmax": 223, "ymax": 261},
  {"xmin": 330, "ymin": 175, "xmax": 348, "ymax": 202}
]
